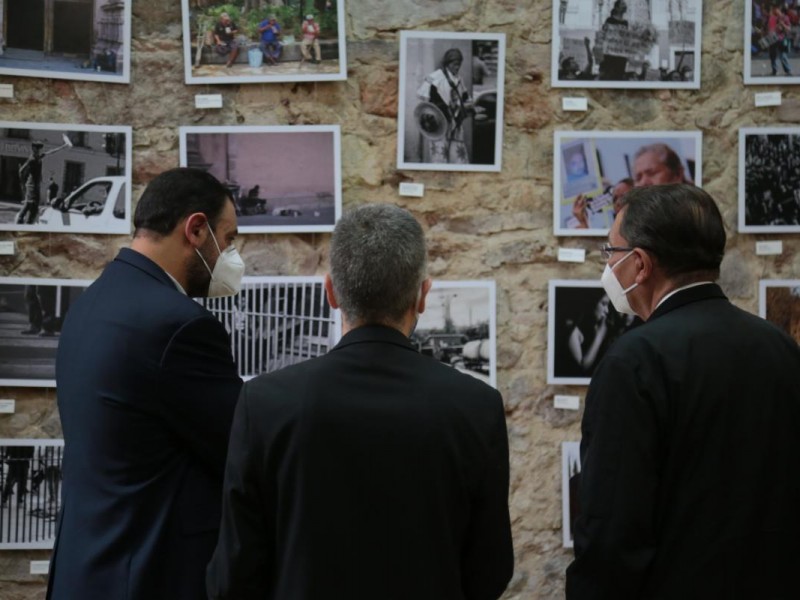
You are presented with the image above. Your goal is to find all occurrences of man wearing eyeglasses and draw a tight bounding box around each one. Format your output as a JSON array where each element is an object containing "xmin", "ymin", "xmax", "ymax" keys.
[{"xmin": 566, "ymin": 184, "xmax": 800, "ymax": 598}]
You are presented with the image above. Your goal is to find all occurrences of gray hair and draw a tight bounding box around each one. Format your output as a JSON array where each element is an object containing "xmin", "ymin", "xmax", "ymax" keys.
[
  {"xmin": 634, "ymin": 143, "xmax": 684, "ymax": 179},
  {"xmin": 330, "ymin": 204, "xmax": 428, "ymax": 326},
  {"xmin": 619, "ymin": 184, "xmax": 726, "ymax": 281}
]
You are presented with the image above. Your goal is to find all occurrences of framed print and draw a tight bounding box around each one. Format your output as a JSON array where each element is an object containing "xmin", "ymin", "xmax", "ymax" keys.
[
  {"xmin": 182, "ymin": 0, "xmax": 347, "ymax": 84},
  {"xmin": 0, "ymin": 278, "xmax": 92, "ymax": 388},
  {"xmin": 411, "ymin": 280, "xmax": 497, "ymax": 387},
  {"xmin": 199, "ymin": 276, "xmax": 341, "ymax": 381},
  {"xmin": 180, "ymin": 125, "xmax": 341, "ymax": 234},
  {"xmin": 0, "ymin": 122, "xmax": 132, "ymax": 234},
  {"xmin": 547, "ymin": 280, "xmax": 643, "ymax": 385},
  {"xmin": 562, "ymin": 441, "xmax": 581, "ymax": 549},
  {"xmin": 759, "ymin": 279, "xmax": 800, "ymax": 344},
  {"xmin": 0, "ymin": 0, "xmax": 131, "ymax": 84},
  {"xmin": 552, "ymin": 0, "xmax": 702, "ymax": 89},
  {"xmin": 745, "ymin": 2, "xmax": 800, "ymax": 84},
  {"xmin": 554, "ymin": 130, "xmax": 702, "ymax": 236},
  {"xmin": 397, "ymin": 31, "xmax": 506, "ymax": 172},
  {"xmin": 0, "ymin": 439, "xmax": 63, "ymax": 550},
  {"xmin": 739, "ymin": 128, "xmax": 800, "ymax": 233}
]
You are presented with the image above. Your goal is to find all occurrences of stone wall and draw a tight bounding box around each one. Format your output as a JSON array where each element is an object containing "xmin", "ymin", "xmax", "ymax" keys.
[{"xmin": 1, "ymin": 0, "xmax": 798, "ymax": 598}]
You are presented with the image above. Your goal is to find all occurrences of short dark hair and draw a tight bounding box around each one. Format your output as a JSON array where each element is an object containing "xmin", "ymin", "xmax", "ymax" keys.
[
  {"xmin": 441, "ymin": 48, "xmax": 464, "ymax": 69},
  {"xmin": 619, "ymin": 184, "xmax": 726, "ymax": 280},
  {"xmin": 133, "ymin": 168, "xmax": 232, "ymax": 237},
  {"xmin": 330, "ymin": 204, "xmax": 427, "ymax": 326}
]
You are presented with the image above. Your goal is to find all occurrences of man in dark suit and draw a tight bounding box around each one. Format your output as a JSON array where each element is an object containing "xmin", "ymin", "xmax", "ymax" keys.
[
  {"xmin": 47, "ymin": 168, "xmax": 245, "ymax": 600},
  {"xmin": 207, "ymin": 203, "xmax": 514, "ymax": 599},
  {"xmin": 566, "ymin": 184, "xmax": 800, "ymax": 598}
]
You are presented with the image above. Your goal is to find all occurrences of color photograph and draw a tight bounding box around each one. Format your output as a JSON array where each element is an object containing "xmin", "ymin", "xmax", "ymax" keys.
[
  {"xmin": 759, "ymin": 279, "xmax": 800, "ymax": 344},
  {"xmin": 0, "ymin": 278, "xmax": 91, "ymax": 388},
  {"xmin": 199, "ymin": 276, "xmax": 340, "ymax": 380},
  {"xmin": 0, "ymin": 0, "xmax": 130, "ymax": 83},
  {"xmin": 398, "ymin": 31, "xmax": 506, "ymax": 172},
  {"xmin": 547, "ymin": 280, "xmax": 643, "ymax": 385},
  {"xmin": 182, "ymin": 0, "xmax": 347, "ymax": 84},
  {"xmin": 739, "ymin": 128, "xmax": 800, "ymax": 233},
  {"xmin": 0, "ymin": 122, "xmax": 132, "ymax": 235},
  {"xmin": 745, "ymin": 1, "xmax": 800, "ymax": 84},
  {"xmin": 554, "ymin": 131, "xmax": 702, "ymax": 236},
  {"xmin": 180, "ymin": 125, "xmax": 341, "ymax": 233},
  {"xmin": 412, "ymin": 280, "xmax": 497, "ymax": 387},
  {"xmin": 0, "ymin": 439, "xmax": 63, "ymax": 550},
  {"xmin": 552, "ymin": 0, "xmax": 702, "ymax": 89}
]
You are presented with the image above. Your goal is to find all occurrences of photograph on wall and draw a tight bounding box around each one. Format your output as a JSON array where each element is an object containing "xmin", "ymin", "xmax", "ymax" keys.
[
  {"xmin": 554, "ymin": 130, "xmax": 702, "ymax": 236},
  {"xmin": 0, "ymin": 439, "xmax": 63, "ymax": 550},
  {"xmin": 411, "ymin": 280, "xmax": 497, "ymax": 387},
  {"xmin": 180, "ymin": 125, "xmax": 341, "ymax": 233},
  {"xmin": 552, "ymin": 0, "xmax": 701, "ymax": 89},
  {"xmin": 745, "ymin": 1, "xmax": 800, "ymax": 84},
  {"xmin": 739, "ymin": 128, "xmax": 800, "ymax": 233},
  {"xmin": 759, "ymin": 279, "xmax": 800, "ymax": 344},
  {"xmin": 0, "ymin": 278, "xmax": 91, "ymax": 388},
  {"xmin": 0, "ymin": 122, "xmax": 132, "ymax": 235},
  {"xmin": 397, "ymin": 31, "xmax": 506, "ymax": 172},
  {"xmin": 562, "ymin": 440, "xmax": 581, "ymax": 549},
  {"xmin": 181, "ymin": 0, "xmax": 347, "ymax": 84},
  {"xmin": 547, "ymin": 280, "xmax": 643, "ymax": 385},
  {"xmin": 0, "ymin": 0, "xmax": 131, "ymax": 83},
  {"xmin": 199, "ymin": 276, "xmax": 341, "ymax": 380}
]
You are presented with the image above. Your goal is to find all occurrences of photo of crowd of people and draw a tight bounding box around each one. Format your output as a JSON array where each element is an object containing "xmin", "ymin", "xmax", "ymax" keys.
[
  {"xmin": 759, "ymin": 280, "xmax": 800, "ymax": 343},
  {"xmin": 548, "ymin": 280, "xmax": 643, "ymax": 385},
  {"xmin": 411, "ymin": 281, "xmax": 496, "ymax": 387},
  {"xmin": 398, "ymin": 31, "xmax": 506, "ymax": 172},
  {"xmin": 554, "ymin": 131, "xmax": 701, "ymax": 235},
  {"xmin": 746, "ymin": 1, "xmax": 800, "ymax": 83},
  {"xmin": 0, "ymin": 440, "xmax": 63, "ymax": 550},
  {"xmin": 739, "ymin": 129, "xmax": 800, "ymax": 232},
  {"xmin": 552, "ymin": 0, "xmax": 701, "ymax": 88}
]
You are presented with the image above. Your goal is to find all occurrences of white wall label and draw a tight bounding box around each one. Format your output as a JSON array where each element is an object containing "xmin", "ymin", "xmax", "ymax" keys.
[
  {"xmin": 399, "ymin": 182, "xmax": 425, "ymax": 197},
  {"xmin": 557, "ymin": 248, "xmax": 586, "ymax": 263},
  {"xmin": 30, "ymin": 561, "xmax": 50, "ymax": 575},
  {"xmin": 756, "ymin": 240, "xmax": 783, "ymax": 255},
  {"xmin": 0, "ymin": 241, "xmax": 15, "ymax": 255},
  {"xmin": 562, "ymin": 97, "xmax": 588, "ymax": 112},
  {"xmin": 195, "ymin": 94, "xmax": 223, "ymax": 109},
  {"xmin": 755, "ymin": 92, "xmax": 782, "ymax": 107},
  {"xmin": 0, "ymin": 84, "xmax": 14, "ymax": 99},
  {"xmin": 554, "ymin": 395, "xmax": 580, "ymax": 411},
  {"xmin": 0, "ymin": 400, "xmax": 15, "ymax": 414}
]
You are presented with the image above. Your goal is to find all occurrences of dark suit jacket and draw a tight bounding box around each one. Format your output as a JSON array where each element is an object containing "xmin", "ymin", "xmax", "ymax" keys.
[
  {"xmin": 47, "ymin": 248, "xmax": 242, "ymax": 600},
  {"xmin": 207, "ymin": 324, "xmax": 513, "ymax": 600},
  {"xmin": 566, "ymin": 283, "xmax": 800, "ymax": 599}
]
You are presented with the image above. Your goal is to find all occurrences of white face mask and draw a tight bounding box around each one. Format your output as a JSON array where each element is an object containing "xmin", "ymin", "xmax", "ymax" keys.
[
  {"xmin": 195, "ymin": 224, "xmax": 245, "ymax": 297},
  {"xmin": 600, "ymin": 250, "xmax": 638, "ymax": 316}
]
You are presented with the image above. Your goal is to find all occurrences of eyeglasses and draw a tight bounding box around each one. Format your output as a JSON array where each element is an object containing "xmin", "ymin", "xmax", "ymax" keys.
[{"xmin": 599, "ymin": 244, "xmax": 634, "ymax": 260}]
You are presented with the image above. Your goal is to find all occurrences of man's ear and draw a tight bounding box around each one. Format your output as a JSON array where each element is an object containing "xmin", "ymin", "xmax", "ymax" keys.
[
  {"xmin": 324, "ymin": 273, "xmax": 339, "ymax": 309},
  {"xmin": 634, "ymin": 248, "xmax": 654, "ymax": 284},
  {"xmin": 183, "ymin": 212, "xmax": 209, "ymax": 249},
  {"xmin": 417, "ymin": 278, "xmax": 433, "ymax": 314}
]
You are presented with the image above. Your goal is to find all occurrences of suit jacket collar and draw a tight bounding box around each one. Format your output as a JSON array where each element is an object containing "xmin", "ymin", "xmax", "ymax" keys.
[
  {"xmin": 332, "ymin": 324, "xmax": 417, "ymax": 354},
  {"xmin": 648, "ymin": 282, "xmax": 726, "ymax": 321},
  {"xmin": 114, "ymin": 247, "xmax": 175, "ymax": 289}
]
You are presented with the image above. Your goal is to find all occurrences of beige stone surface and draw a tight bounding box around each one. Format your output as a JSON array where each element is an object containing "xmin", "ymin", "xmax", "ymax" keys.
[{"xmin": 1, "ymin": 0, "xmax": 798, "ymax": 598}]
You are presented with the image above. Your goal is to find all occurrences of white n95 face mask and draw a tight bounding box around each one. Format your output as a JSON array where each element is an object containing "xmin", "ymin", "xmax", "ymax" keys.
[
  {"xmin": 600, "ymin": 250, "xmax": 638, "ymax": 316},
  {"xmin": 196, "ymin": 225, "xmax": 245, "ymax": 297}
]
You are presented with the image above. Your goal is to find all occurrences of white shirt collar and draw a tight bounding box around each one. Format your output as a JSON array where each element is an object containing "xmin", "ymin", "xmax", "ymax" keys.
[
  {"xmin": 165, "ymin": 271, "xmax": 187, "ymax": 296},
  {"xmin": 655, "ymin": 281, "xmax": 714, "ymax": 310}
]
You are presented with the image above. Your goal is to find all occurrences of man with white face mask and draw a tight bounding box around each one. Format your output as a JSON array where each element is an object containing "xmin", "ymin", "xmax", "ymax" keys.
[
  {"xmin": 48, "ymin": 168, "xmax": 244, "ymax": 600},
  {"xmin": 566, "ymin": 184, "xmax": 800, "ymax": 598}
]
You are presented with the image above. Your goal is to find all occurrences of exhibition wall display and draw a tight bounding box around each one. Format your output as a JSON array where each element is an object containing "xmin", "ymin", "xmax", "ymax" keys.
[{"xmin": 759, "ymin": 279, "xmax": 800, "ymax": 344}]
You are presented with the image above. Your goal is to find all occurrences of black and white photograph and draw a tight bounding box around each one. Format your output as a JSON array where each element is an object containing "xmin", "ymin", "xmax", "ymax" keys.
[
  {"xmin": 554, "ymin": 131, "xmax": 701, "ymax": 236},
  {"xmin": 547, "ymin": 280, "xmax": 643, "ymax": 385},
  {"xmin": 199, "ymin": 277, "xmax": 340, "ymax": 380},
  {"xmin": 0, "ymin": 439, "xmax": 63, "ymax": 550},
  {"xmin": 397, "ymin": 31, "xmax": 505, "ymax": 172},
  {"xmin": 745, "ymin": 1, "xmax": 800, "ymax": 84},
  {"xmin": 739, "ymin": 128, "xmax": 800, "ymax": 233},
  {"xmin": 759, "ymin": 279, "xmax": 800, "ymax": 344},
  {"xmin": 0, "ymin": 122, "xmax": 132, "ymax": 235},
  {"xmin": 181, "ymin": 126, "xmax": 341, "ymax": 233},
  {"xmin": 182, "ymin": 0, "xmax": 347, "ymax": 85},
  {"xmin": 0, "ymin": 0, "xmax": 130, "ymax": 83},
  {"xmin": 552, "ymin": 0, "xmax": 701, "ymax": 89},
  {"xmin": 0, "ymin": 278, "xmax": 91, "ymax": 388},
  {"xmin": 562, "ymin": 440, "xmax": 581, "ymax": 549},
  {"xmin": 411, "ymin": 280, "xmax": 497, "ymax": 387}
]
